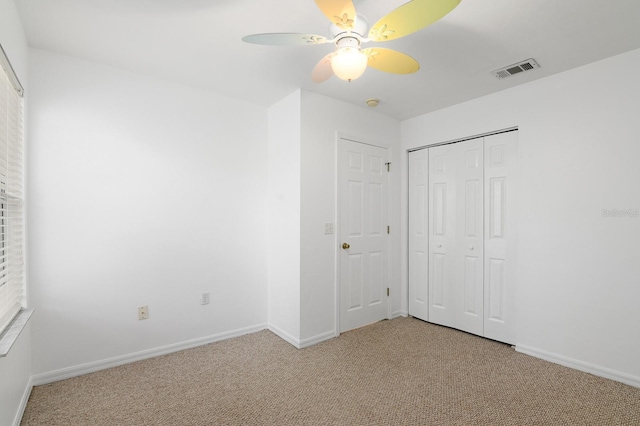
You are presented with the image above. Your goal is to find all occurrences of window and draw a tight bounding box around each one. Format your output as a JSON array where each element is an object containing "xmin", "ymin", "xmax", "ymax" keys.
[{"xmin": 0, "ymin": 45, "xmax": 24, "ymax": 336}]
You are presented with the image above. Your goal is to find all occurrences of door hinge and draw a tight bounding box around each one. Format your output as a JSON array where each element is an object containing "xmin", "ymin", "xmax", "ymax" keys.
[
  {"xmin": 387, "ymin": 226, "xmax": 390, "ymax": 234},
  {"xmin": 387, "ymin": 288, "xmax": 390, "ymax": 297},
  {"xmin": 385, "ymin": 162, "xmax": 391, "ymax": 172}
]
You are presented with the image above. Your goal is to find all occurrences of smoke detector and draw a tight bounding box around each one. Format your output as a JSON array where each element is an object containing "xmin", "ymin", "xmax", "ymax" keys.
[
  {"xmin": 492, "ymin": 59, "xmax": 540, "ymax": 79},
  {"xmin": 366, "ymin": 98, "xmax": 380, "ymax": 107}
]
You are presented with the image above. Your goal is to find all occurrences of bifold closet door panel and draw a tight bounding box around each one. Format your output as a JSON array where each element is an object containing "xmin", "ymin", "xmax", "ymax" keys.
[
  {"xmin": 427, "ymin": 139, "xmax": 484, "ymax": 334},
  {"xmin": 484, "ymin": 131, "xmax": 518, "ymax": 344},
  {"xmin": 454, "ymin": 139, "xmax": 484, "ymax": 337},
  {"xmin": 428, "ymin": 143, "xmax": 457, "ymax": 327},
  {"xmin": 408, "ymin": 149, "xmax": 429, "ymax": 321}
]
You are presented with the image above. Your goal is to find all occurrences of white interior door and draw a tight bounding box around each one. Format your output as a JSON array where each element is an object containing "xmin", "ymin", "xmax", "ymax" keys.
[
  {"xmin": 484, "ymin": 131, "xmax": 518, "ymax": 344},
  {"xmin": 339, "ymin": 138, "xmax": 389, "ymax": 333},
  {"xmin": 408, "ymin": 149, "xmax": 429, "ymax": 321}
]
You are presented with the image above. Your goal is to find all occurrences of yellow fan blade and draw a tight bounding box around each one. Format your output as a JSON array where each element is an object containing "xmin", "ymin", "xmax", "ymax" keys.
[
  {"xmin": 314, "ymin": 0, "xmax": 357, "ymax": 30},
  {"xmin": 369, "ymin": 0, "xmax": 461, "ymax": 42},
  {"xmin": 312, "ymin": 53, "xmax": 335, "ymax": 83},
  {"xmin": 363, "ymin": 48, "xmax": 420, "ymax": 74}
]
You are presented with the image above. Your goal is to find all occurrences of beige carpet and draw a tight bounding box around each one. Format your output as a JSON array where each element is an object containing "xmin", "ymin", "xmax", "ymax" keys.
[{"xmin": 21, "ymin": 317, "xmax": 640, "ymax": 425}]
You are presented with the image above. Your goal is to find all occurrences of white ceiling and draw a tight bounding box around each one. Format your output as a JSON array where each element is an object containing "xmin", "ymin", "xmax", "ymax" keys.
[{"xmin": 15, "ymin": 0, "xmax": 640, "ymax": 120}]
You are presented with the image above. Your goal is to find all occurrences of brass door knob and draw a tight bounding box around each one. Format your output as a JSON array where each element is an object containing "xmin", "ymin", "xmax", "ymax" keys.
[{"xmin": 342, "ymin": 243, "xmax": 350, "ymax": 250}]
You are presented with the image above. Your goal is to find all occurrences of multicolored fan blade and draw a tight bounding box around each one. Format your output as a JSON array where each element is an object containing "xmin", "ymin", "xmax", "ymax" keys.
[
  {"xmin": 242, "ymin": 33, "xmax": 328, "ymax": 46},
  {"xmin": 312, "ymin": 53, "xmax": 335, "ymax": 82},
  {"xmin": 368, "ymin": 0, "xmax": 461, "ymax": 42},
  {"xmin": 314, "ymin": 0, "xmax": 357, "ymax": 30},
  {"xmin": 363, "ymin": 48, "xmax": 420, "ymax": 74}
]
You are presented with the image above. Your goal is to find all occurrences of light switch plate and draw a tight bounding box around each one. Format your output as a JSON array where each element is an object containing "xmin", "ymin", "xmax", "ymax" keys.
[{"xmin": 324, "ymin": 223, "xmax": 334, "ymax": 235}]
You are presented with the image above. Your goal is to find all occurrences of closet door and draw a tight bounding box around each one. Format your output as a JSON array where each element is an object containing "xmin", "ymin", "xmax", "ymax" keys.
[
  {"xmin": 427, "ymin": 143, "xmax": 457, "ymax": 327},
  {"xmin": 409, "ymin": 131, "xmax": 517, "ymax": 344},
  {"xmin": 408, "ymin": 149, "xmax": 429, "ymax": 321},
  {"xmin": 455, "ymin": 139, "xmax": 484, "ymax": 336},
  {"xmin": 427, "ymin": 139, "xmax": 484, "ymax": 334},
  {"xmin": 484, "ymin": 132, "xmax": 518, "ymax": 344}
]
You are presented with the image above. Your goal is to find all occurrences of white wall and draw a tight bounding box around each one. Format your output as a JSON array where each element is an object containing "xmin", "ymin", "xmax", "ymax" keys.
[
  {"xmin": 267, "ymin": 90, "xmax": 302, "ymax": 344},
  {"xmin": 27, "ymin": 49, "xmax": 269, "ymax": 379},
  {"xmin": 300, "ymin": 91, "xmax": 401, "ymax": 343},
  {"xmin": 266, "ymin": 90, "xmax": 401, "ymax": 347},
  {"xmin": 401, "ymin": 48, "xmax": 640, "ymax": 386},
  {"xmin": 0, "ymin": 0, "xmax": 32, "ymax": 424}
]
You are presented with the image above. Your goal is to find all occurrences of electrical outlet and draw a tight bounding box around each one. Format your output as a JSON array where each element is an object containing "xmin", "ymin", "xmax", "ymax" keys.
[
  {"xmin": 138, "ymin": 305, "xmax": 149, "ymax": 320},
  {"xmin": 201, "ymin": 292, "xmax": 210, "ymax": 305},
  {"xmin": 324, "ymin": 223, "xmax": 334, "ymax": 234}
]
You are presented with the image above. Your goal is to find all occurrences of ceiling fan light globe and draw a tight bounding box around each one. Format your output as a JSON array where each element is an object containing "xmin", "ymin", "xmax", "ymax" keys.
[{"xmin": 331, "ymin": 47, "xmax": 368, "ymax": 82}]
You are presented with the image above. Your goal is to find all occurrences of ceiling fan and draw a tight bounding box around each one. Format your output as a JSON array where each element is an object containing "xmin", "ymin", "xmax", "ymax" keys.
[{"xmin": 242, "ymin": 0, "xmax": 461, "ymax": 83}]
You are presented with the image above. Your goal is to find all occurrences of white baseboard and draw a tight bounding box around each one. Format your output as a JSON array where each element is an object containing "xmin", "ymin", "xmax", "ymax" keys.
[
  {"xmin": 13, "ymin": 376, "xmax": 33, "ymax": 426},
  {"xmin": 516, "ymin": 344, "xmax": 640, "ymax": 389},
  {"xmin": 31, "ymin": 323, "xmax": 268, "ymax": 386},
  {"xmin": 267, "ymin": 323, "xmax": 301, "ymax": 348},
  {"xmin": 267, "ymin": 324, "xmax": 336, "ymax": 349},
  {"xmin": 299, "ymin": 330, "xmax": 336, "ymax": 348},
  {"xmin": 393, "ymin": 310, "xmax": 408, "ymax": 318}
]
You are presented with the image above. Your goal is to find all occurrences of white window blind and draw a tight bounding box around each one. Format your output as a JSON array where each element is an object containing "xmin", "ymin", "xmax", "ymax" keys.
[{"xmin": 0, "ymin": 45, "xmax": 24, "ymax": 335}]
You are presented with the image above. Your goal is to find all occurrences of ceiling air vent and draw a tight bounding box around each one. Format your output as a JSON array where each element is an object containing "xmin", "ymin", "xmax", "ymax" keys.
[{"xmin": 492, "ymin": 59, "xmax": 540, "ymax": 79}]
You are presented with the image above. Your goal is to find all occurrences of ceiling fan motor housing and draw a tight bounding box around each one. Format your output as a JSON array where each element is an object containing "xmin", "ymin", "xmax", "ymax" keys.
[
  {"xmin": 335, "ymin": 36, "xmax": 361, "ymax": 49},
  {"xmin": 329, "ymin": 14, "xmax": 369, "ymax": 40}
]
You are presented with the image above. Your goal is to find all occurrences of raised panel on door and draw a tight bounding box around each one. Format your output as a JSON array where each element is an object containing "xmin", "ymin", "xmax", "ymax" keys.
[
  {"xmin": 347, "ymin": 254, "xmax": 364, "ymax": 311},
  {"xmin": 428, "ymin": 144, "xmax": 456, "ymax": 327},
  {"xmin": 344, "ymin": 154, "xmax": 365, "ymax": 314},
  {"xmin": 484, "ymin": 131, "xmax": 518, "ymax": 344},
  {"xmin": 339, "ymin": 139, "xmax": 389, "ymax": 332},
  {"xmin": 408, "ymin": 149, "xmax": 429, "ymax": 321},
  {"xmin": 366, "ymin": 153, "xmax": 387, "ymax": 313},
  {"xmin": 454, "ymin": 139, "xmax": 484, "ymax": 336}
]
